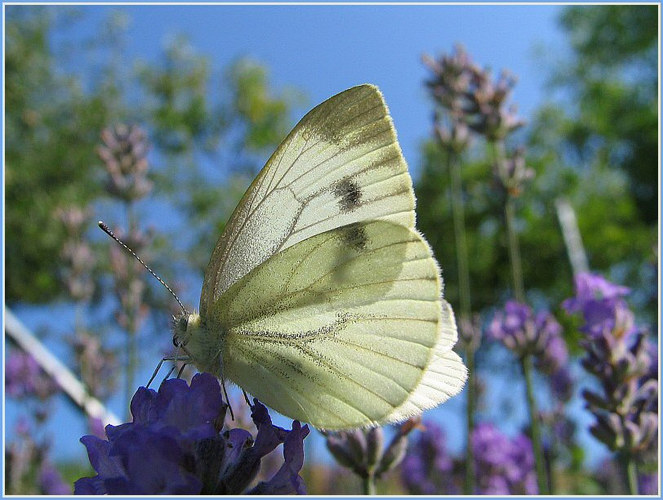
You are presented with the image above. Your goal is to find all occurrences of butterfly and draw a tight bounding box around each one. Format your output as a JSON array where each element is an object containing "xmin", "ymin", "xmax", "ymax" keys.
[{"xmin": 173, "ymin": 84, "xmax": 467, "ymax": 430}]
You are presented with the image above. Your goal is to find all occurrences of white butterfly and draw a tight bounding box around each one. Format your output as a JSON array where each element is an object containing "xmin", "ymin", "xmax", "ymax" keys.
[{"xmin": 173, "ymin": 84, "xmax": 467, "ymax": 430}]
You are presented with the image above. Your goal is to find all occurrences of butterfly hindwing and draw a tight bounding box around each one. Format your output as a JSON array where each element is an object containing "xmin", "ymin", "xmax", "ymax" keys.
[{"xmin": 205, "ymin": 220, "xmax": 465, "ymax": 430}]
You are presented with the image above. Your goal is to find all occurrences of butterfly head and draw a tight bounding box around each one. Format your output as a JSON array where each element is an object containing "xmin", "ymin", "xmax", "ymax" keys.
[{"xmin": 172, "ymin": 312, "xmax": 201, "ymax": 348}]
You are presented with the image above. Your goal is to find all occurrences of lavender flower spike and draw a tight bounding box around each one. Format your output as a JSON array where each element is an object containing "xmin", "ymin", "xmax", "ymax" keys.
[{"xmin": 488, "ymin": 301, "xmax": 567, "ymax": 373}]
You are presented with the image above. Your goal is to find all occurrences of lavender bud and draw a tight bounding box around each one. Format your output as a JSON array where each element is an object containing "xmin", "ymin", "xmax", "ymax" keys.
[
  {"xmin": 376, "ymin": 432, "xmax": 407, "ymax": 476},
  {"xmin": 458, "ymin": 314, "xmax": 482, "ymax": 352},
  {"xmin": 365, "ymin": 427, "xmax": 384, "ymax": 471},
  {"xmin": 98, "ymin": 124, "xmax": 152, "ymax": 202},
  {"xmin": 325, "ymin": 434, "xmax": 358, "ymax": 470}
]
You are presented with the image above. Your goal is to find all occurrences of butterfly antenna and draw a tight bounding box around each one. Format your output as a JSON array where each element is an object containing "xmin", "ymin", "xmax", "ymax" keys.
[{"xmin": 98, "ymin": 221, "xmax": 187, "ymax": 314}]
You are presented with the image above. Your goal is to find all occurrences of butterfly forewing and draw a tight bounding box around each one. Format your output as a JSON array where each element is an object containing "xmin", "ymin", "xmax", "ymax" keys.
[{"xmin": 200, "ymin": 85, "xmax": 415, "ymax": 318}]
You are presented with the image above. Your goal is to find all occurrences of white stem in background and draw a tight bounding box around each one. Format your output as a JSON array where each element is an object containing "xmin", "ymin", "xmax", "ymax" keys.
[
  {"xmin": 555, "ymin": 197, "xmax": 589, "ymax": 276},
  {"xmin": 5, "ymin": 307, "xmax": 121, "ymax": 426}
]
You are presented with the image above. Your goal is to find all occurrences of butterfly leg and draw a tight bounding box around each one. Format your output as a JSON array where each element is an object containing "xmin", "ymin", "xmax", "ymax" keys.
[
  {"xmin": 176, "ymin": 362, "xmax": 188, "ymax": 379},
  {"xmin": 220, "ymin": 377, "xmax": 235, "ymax": 421},
  {"xmin": 147, "ymin": 356, "xmax": 191, "ymax": 388},
  {"xmin": 242, "ymin": 389, "xmax": 252, "ymax": 406}
]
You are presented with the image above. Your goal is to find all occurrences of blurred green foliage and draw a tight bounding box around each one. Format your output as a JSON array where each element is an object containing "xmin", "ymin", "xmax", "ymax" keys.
[
  {"xmin": 5, "ymin": 6, "xmax": 302, "ymax": 307},
  {"xmin": 417, "ymin": 4, "xmax": 657, "ymax": 324},
  {"xmin": 5, "ymin": 7, "xmax": 115, "ymax": 303},
  {"xmin": 557, "ymin": 5, "xmax": 658, "ymax": 225}
]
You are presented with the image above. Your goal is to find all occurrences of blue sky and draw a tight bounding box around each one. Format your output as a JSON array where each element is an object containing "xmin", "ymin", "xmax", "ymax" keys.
[
  {"xmin": 7, "ymin": 2, "xmax": 605, "ymax": 467},
  {"xmin": 46, "ymin": 3, "xmax": 567, "ymax": 173}
]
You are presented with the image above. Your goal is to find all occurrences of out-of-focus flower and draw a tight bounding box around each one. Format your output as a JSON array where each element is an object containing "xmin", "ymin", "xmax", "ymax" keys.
[
  {"xmin": 424, "ymin": 45, "xmax": 475, "ymax": 154},
  {"xmin": 400, "ymin": 420, "xmax": 457, "ymax": 494},
  {"xmin": 493, "ymin": 146, "xmax": 535, "ymax": 197},
  {"xmin": 74, "ymin": 373, "xmax": 308, "ymax": 495},
  {"xmin": 458, "ymin": 314, "xmax": 482, "ymax": 352},
  {"xmin": 645, "ymin": 341, "xmax": 658, "ymax": 382},
  {"xmin": 562, "ymin": 272, "xmax": 633, "ymax": 338},
  {"xmin": 488, "ymin": 301, "xmax": 568, "ymax": 374},
  {"xmin": 471, "ymin": 422, "xmax": 537, "ymax": 494},
  {"xmin": 6, "ymin": 350, "xmax": 58, "ymax": 401},
  {"xmin": 564, "ymin": 272, "xmax": 630, "ymax": 306},
  {"xmin": 638, "ymin": 471, "xmax": 658, "ymax": 495},
  {"xmin": 98, "ymin": 124, "xmax": 152, "ymax": 202},
  {"xmin": 549, "ymin": 366, "xmax": 574, "ymax": 403},
  {"xmin": 108, "ymin": 226, "xmax": 152, "ymax": 333},
  {"xmin": 564, "ymin": 273, "xmax": 658, "ymax": 460},
  {"xmin": 39, "ymin": 462, "xmax": 72, "ymax": 495},
  {"xmin": 6, "ymin": 419, "xmax": 72, "ymax": 495},
  {"xmin": 70, "ymin": 331, "xmax": 118, "ymax": 400},
  {"xmin": 58, "ymin": 206, "xmax": 96, "ymax": 302},
  {"xmin": 464, "ymin": 67, "xmax": 525, "ymax": 141},
  {"xmin": 424, "ymin": 44, "xmax": 475, "ymax": 114},
  {"xmin": 325, "ymin": 417, "xmax": 421, "ymax": 486}
]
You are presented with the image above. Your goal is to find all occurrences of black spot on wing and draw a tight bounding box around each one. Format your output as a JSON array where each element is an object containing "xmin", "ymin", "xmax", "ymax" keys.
[
  {"xmin": 333, "ymin": 178, "xmax": 362, "ymax": 213},
  {"xmin": 340, "ymin": 222, "xmax": 368, "ymax": 251}
]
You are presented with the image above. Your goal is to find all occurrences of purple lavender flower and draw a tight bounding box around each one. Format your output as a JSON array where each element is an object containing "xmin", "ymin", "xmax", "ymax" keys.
[
  {"xmin": 98, "ymin": 124, "xmax": 152, "ymax": 202},
  {"xmin": 494, "ymin": 146, "xmax": 535, "ymax": 197},
  {"xmin": 464, "ymin": 67, "xmax": 525, "ymax": 141},
  {"xmin": 39, "ymin": 463, "xmax": 72, "ymax": 495},
  {"xmin": 638, "ymin": 472, "xmax": 658, "ymax": 495},
  {"xmin": 423, "ymin": 45, "xmax": 475, "ymax": 154},
  {"xmin": 471, "ymin": 422, "xmax": 537, "ymax": 494},
  {"xmin": 6, "ymin": 350, "xmax": 58, "ymax": 401},
  {"xmin": 564, "ymin": 272, "xmax": 658, "ymax": 471},
  {"xmin": 549, "ymin": 366, "xmax": 574, "ymax": 403},
  {"xmin": 74, "ymin": 373, "xmax": 309, "ymax": 495},
  {"xmin": 488, "ymin": 301, "xmax": 568, "ymax": 373},
  {"xmin": 325, "ymin": 417, "xmax": 420, "ymax": 494},
  {"xmin": 58, "ymin": 206, "xmax": 96, "ymax": 302},
  {"xmin": 562, "ymin": 272, "xmax": 633, "ymax": 339},
  {"xmin": 6, "ymin": 418, "xmax": 71, "ymax": 495},
  {"xmin": 564, "ymin": 272, "xmax": 630, "ymax": 307},
  {"xmin": 400, "ymin": 420, "xmax": 456, "ymax": 495},
  {"xmin": 71, "ymin": 331, "xmax": 118, "ymax": 400}
]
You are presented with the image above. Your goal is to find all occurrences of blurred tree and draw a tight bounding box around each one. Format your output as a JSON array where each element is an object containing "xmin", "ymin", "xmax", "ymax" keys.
[
  {"xmin": 417, "ymin": 4, "xmax": 657, "ymax": 322},
  {"xmin": 6, "ymin": 7, "xmax": 303, "ymax": 308},
  {"xmin": 529, "ymin": 4, "xmax": 657, "ymax": 319},
  {"xmin": 555, "ymin": 5, "xmax": 657, "ymax": 225},
  {"xmin": 5, "ymin": 7, "xmax": 122, "ymax": 303},
  {"xmin": 136, "ymin": 45, "xmax": 303, "ymax": 280}
]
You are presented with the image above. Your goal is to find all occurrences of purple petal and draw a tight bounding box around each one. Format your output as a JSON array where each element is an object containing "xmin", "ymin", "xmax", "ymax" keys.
[{"xmin": 79, "ymin": 435, "xmax": 126, "ymax": 479}]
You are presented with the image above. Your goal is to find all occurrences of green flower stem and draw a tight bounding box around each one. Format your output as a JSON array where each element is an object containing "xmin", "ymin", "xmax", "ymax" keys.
[
  {"xmin": 448, "ymin": 154, "xmax": 472, "ymax": 321},
  {"xmin": 492, "ymin": 141, "xmax": 547, "ymax": 493},
  {"xmin": 504, "ymin": 197, "xmax": 525, "ymax": 302},
  {"xmin": 621, "ymin": 452, "xmax": 638, "ymax": 494},
  {"xmin": 522, "ymin": 355, "xmax": 548, "ymax": 494},
  {"xmin": 362, "ymin": 473, "xmax": 376, "ymax": 495},
  {"xmin": 448, "ymin": 153, "xmax": 476, "ymax": 494}
]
